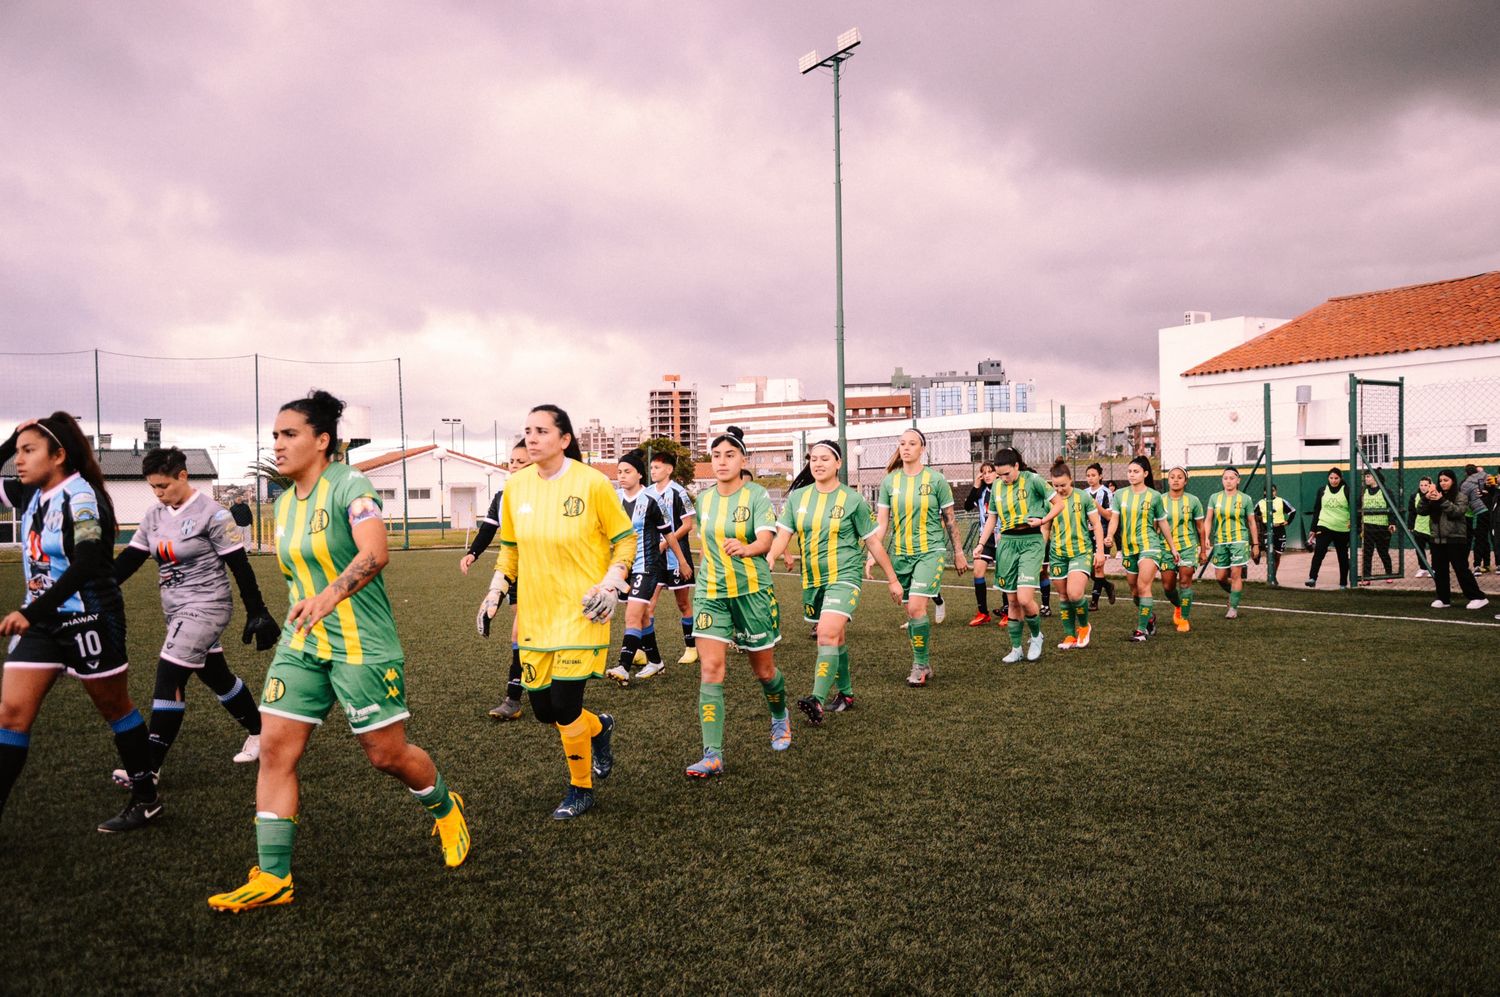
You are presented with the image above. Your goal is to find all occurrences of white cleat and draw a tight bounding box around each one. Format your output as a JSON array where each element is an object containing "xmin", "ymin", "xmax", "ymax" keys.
[
  {"xmin": 1466, "ymin": 598, "xmax": 1490, "ymax": 610},
  {"xmin": 233, "ymin": 734, "xmax": 261, "ymax": 764},
  {"xmin": 933, "ymin": 600, "xmax": 946, "ymax": 624},
  {"xmin": 605, "ymin": 665, "xmax": 631, "ymax": 686},
  {"xmin": 1001, "ymin": 646, "xmax": 1024, "ymax": 664},
  {"xmin": 1026, "ymin": 633, "xmax": 1044, "ymax": 661},
  {"xmin": 635, "ymin": 661, "xmax": 666, "ymax": 680}
]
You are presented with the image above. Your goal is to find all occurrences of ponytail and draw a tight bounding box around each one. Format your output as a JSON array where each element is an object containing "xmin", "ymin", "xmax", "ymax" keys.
[
  {"xmin": 530, "ymin": 404, "xmax": 584, "ymax": 461},
  {"xmin": 280, "ymin": 389, "xmax": 346, "ymax": 458},
  {"xmin": 29, "ymin": 412, "xmax": 117, "ymax": 540}
]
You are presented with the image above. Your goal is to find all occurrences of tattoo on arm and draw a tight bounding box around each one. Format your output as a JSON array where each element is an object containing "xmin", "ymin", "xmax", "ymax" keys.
[{"xmin": 330, "ymin": 552, "xmax": 381, "ymax": 598}]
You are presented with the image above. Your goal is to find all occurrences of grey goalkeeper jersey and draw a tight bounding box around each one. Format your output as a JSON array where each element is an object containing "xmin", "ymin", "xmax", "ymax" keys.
[{"xmin": 128, "ymin": 490, "xmax": 245, "ymax": 617}]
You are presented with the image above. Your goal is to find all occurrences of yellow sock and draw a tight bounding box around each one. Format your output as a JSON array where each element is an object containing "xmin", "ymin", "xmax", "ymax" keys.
[{"xmin": 557, "ymin": 712, "xmax": 599, "ymax": 788}]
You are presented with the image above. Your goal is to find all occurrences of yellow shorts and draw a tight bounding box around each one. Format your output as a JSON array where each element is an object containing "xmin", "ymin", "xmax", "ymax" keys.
[{"xmin": 518, "ymin": 648, "xmax": 606, "ymax": 690}]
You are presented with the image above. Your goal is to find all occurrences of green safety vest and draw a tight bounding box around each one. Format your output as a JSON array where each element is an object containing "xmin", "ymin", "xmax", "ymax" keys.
[
  {"xmin": 1318, "ymin": 486, "xmax": 1350, "ymax": 532},
  {"xmin": 1363, "ymin": 488, "xmax": 1389, "ymax": 526},
  {"xmin": 1413, "ymin": 495, "xmax": 1431, "ymax": 536},
  {"xmin": 1256, "ymin": 497, "xmax": 1289, "ymax": 526}
]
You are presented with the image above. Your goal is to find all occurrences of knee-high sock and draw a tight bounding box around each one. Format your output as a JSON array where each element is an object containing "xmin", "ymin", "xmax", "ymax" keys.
[
  {"xmin": 973, "ymin": 578, "xmax": 989, "ymax": 614},
  {"xmin": 507, "ymin": 644, "xmax": 523, "ymax": 700},
  {"xmin": 1229, "ymin": 588, "xmax": 1242, "ymax": 610},
  {"xmin": 1137, "ymin": 597, "xmax": 1155, "ymax": 632},
  {"xmin": 681, "ymin": 616, "xmax": 695, "ymax": 648},
  {"xmin": 1040, "ymin": 576, "xmax": 1051, "ymax": 608},
  {"xmin": 411, "ymin": 770, "xmax": 455, "ymax": 819},
  {"xmin": 641, "ymin": 624, "xmax": 662, "ymax": 664},
  {"xmin": 909, "ymin": 618, "xmax": 932, "ymax": 665},
  {"xmin": 110, "ymin": 710, "xmax": 156, "ymax": 801},
  {"xmin": 812, "ymin": 646, "xmax": 839, "ymax": 704},
  {"xmin": 557, "ymin": 711, "xmax": 602, "ymax": 789},
  {"xmin": 200, "ymin": 651, "xmax": 261, "ymax": 734},
  {"xmin": 699, "ymin": 682, "xmax": 725, "ymax": 752},
  {"xmin": 1165, "ymin": 586, "xmax": 1182, "ymax": 607},
  {"xmin": 835, "ymin": 645, "xmax": 852, "ymax": 695},
  {"xmin": 255, "ymin": 813, "xmax": 297, "ymax": 878},
  {"xmin": 1026, "ymin": 612, "xmax": 1041, "ymax": 637},
  {"xmin": 1077, "ymin": 596, "xmax": 1090, "ymax": 629},
  {"xmin": 618, "ymin": 629, "xmax": 643, "ymax": 669},
  {"xmin": 1006, "ymin": 616, "xmax": 1024, "ymax": 648},
  {"xmin": 147, "ymin": 700, "xmax": 186, "ymax": 772},
  {"xmin": 760, "ymin": 669, "xmax": 788, "ymax": 720},
  {"xmin": 1181, "ymin": 587, "xmax": 1194, "ymax": 620},
  {"xmin": 1059, "ymin": 599, "xmax": 1076, "ymax": 638},
  {"xmin": 0, "ymin": 729, "xmax": 30, "ymax": 815}
]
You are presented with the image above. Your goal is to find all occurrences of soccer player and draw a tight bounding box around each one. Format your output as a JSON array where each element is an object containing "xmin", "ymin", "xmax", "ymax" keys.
[
  {"xmin": 209, "ymin": 390, "xmax": 470, "ymax": 913},
  {"xmin": 607, "ymin": 450, "xmax": 687, "ymax": 685},
  {"xmin": 109, "ymin": 447, "xmax": 280, "ymax": 788},
  {"xmin": 646, "ymin": 450, "xmax": 697, "ymax": 674},
  {"xmin": 765, "ymin": 441, "xmax": 902, "ymax": 725},
  {"xmin": 476, "ymin": 404, "xmax": 634, "ymax": 819},
  {"xmin": 460, "ymin": 440, "xmax": 531, "ymax": 720},
  {"xmin": 1045, "ymin": 461, "xmax": 1107, "ymax": 650},
  {"xmin": 684, "ymin": 426, "xmax": 789, "ymax": 776},
  {"xmin": 1204, "ymin": 467, "xmax": 1260, "ymax": 619},
  {"xmin": 1159, "ymin": 466, "xmax": 1206, "ymax": 633},
  {"xmin": 0, "ymin": 414, "xmax": 161, "ymax": 834},
  {"xmin": 971, "ymin": 448, "xmax": 1063, "ymax": 662},
  {"xmin": 965, "ymin": 462, "xmax": 1000, "ymax": 626},
  {"xmin": 1084, "ymin": 463, "xmax": 1118, "ymax": 609},
  {"xmin": 1107, "ymin": 456, "xmax": 1181, "ymax": 642},
  {"xmin": 867, "ymin": 429, "xmax": 968, "ymax": 686}
]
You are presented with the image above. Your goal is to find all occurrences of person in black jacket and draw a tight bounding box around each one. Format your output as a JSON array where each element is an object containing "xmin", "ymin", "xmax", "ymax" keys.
[
  {"xmin": 1420, "ymin": 470, "xmax": 1487, "ymax": 610},
  {"xmin": 459, "ymin": 440, "xmax": 531, "ymax": 720},
  {"xmin": 1305, "ymin": 468, "xmax": 1352, "ymax": 589}
]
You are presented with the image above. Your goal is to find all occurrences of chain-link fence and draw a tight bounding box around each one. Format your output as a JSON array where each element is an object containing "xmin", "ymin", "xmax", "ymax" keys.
[{"xmin": 0, "ymin": 350, "xmax": 408, "ymax": 550}]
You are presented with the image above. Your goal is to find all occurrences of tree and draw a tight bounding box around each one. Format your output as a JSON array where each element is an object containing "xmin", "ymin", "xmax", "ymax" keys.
[{"xmin": 639, "ymin": 437, "xmax": 695, "ymax": 487}]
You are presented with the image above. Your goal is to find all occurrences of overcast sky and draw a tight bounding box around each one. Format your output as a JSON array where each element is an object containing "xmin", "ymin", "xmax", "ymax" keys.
[{"xmin": 3, "ymin": 1, "xmax": 1497, "ymax": 462}]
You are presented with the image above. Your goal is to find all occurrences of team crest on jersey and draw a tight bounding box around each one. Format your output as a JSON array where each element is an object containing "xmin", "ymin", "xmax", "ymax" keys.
[
  {"xmin": 264, "ymin": 678, "xmax": 286, "ymax": 703},
  {"xmin": 695, "ymin": 611, "xmax": 713, "ymax": 630},
  {"xmin": 830, "ymin": 503, "xmax": 845, "ymax": 518},
  {"xmin": 44, "ymin": 508, "xmax": 64, "ymax": 532},
  {"xmin": 309, "ymin": 509, "xmax": 330, "ymax": 533},
  {"xmin": 562, "ymin": 496, "xmax": 585, "ymax": 517},
  {"xmin": 918, "ymin": 483, "xmax": 934, "ymax": 496},
  {"xmin": 732, "ymin": 505, "xmax": 751, "ymax": 523},
  {"xmin": 180, "ymin": 519, "xmax": 196, "ymax": 537}
]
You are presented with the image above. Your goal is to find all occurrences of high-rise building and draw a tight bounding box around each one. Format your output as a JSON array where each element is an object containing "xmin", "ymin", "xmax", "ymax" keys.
[{"xmin": 648, "ymin": 374, "xmax": 700, "ymax": 451}]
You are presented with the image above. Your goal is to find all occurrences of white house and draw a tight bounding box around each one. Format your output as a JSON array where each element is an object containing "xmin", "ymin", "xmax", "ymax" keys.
[{"xmin": 356, "ymin": 445, "xmax": 509, "ymax": 529}]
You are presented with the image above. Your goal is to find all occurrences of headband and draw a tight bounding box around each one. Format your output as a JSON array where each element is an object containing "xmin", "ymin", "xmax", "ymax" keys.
[
  {"xmin": 712, "ymin": 432, "xmax": 747, "ymax": 454},
  {"xmin": 24, "ymin": 420, "xmax": 61, "ymax": 448},
  {"xmin": 810, "ymin": 440, "xmax": 842, "ymax": 460}
]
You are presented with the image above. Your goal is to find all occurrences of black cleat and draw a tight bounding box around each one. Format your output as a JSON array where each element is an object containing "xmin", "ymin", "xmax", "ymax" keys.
[
  {"xmin": 1105, "ymin": 581, "xmax": 1118, "ymax": 605},
  {"xmin": 551, "ymin": 786, "xmax": 595, "ymax": 821},
  {"xmin": 1146, "ymin": 614, "xmax": 1157, "ymax": 636},
  {"xmin": 797, "ymin": 695, "xmax": 825, "ymax": 727},
  {"xmin": 1128, "ymin": 630, "xmax": 1149, "ymax": 643},
  {"xmin": 591, "ymin": 713, "xmax": 615, "ymax": 781},
  {"xmin": 826, "ymin": 691, "xmax": 856, "ymax": 713},
  {"xmin": 98, "ymin": 796, "xmax": 164, "ymax": 833}
]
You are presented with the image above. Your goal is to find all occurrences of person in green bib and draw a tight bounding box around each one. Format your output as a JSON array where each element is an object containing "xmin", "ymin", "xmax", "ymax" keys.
[
  {"xmin": 1305, "ymin": 467, "xmax": 1352, "ymax": 589},
  {"xmin": 868, "ymin": 429, "xmax": 968, "ymax": 687},
  {"xmin": 1254, "ymin": 485, "xmax": 1296, "ymax": 556},
  {"xmin": 972, "ymin": 447, "xmax": 1064, "ymax": 661},
  {"xmin": 1408, "ymin": 477, "xmax": 1434, "ymax": 577},
  {"xmin": 1160, "ymin": 466, "xmax": 1206, "ymax": 632},
  {"xmin": 1204, "ymin": 466, "xmax": 1260, "ymax": 619},
  {"xmin": 1042, "ymin": 461, "xmax": 1107, "ymax": 651},
  {"xmin": 209, "ymin": 391, "xmax": 470, "ymax": 914},
  {"xmin": 685, "ymin": 427, "xmax": 789, "ymax": 778},
  {"xmin": 1359, "ymin": 470, "xmax": 1395, "ymax": 581},
  {"xmin": 767, "ymin": 441, "xmax": 903, "ymax": 726},
  {"xmin": 1106, "ymin": 456, "xmax": 1182, "ymax": 642}
]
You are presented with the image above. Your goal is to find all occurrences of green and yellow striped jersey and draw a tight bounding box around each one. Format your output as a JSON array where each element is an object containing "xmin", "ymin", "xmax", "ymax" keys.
[
  {"xmin": 1114, "ymin": 486, "xmax": 1169, "ymax": 556},
  {"xmin": 877, "ymin": 467, "xmax": 955, "ymax": 555},
  {"xmin": 274, "ymin": 461, "xmax": 400, "ymax": 664},
  {"xmin": 695, "ymin": 482, "xmax": 777, "ymax": 599},
  {"xmin": 1049, "ymin": 489, "xmax": 1099, "ymax": 558},
  {"xmin": 988, "ymin": 470, "xmax": 1055, "ymax": 533},
  {"xmin": 778, "ymin": 484, "xmax": 877, "ymax": 589},
  {"xmin": 1163, "ymin": 492, "xmax": 1205, "ymax": 552},
  {"xmin": 1209, "ymin": 490, "xmax": 1253, "ymax": 544}
]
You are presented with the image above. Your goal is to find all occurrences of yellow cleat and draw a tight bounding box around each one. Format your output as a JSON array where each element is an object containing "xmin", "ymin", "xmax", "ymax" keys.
[
  {"xmin": 208, "ymin": 866, "xmax": 294, "ymax": 913},
  {"xmin": 632, "ymin": 650, "xmax": 647, "ymax": 666},
  {"xmin": 678, "ymin": 647, "xmax": 699, "ymax": 665},
  {"xmin": 431, "ymin": 791, "xmax": 471, "ymax": 868}
]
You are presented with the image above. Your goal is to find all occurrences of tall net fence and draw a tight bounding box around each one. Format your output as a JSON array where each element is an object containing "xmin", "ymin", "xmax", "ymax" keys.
[{"xmin": 0, "ymin": 351, "xmax": 405, "ymax": 551}]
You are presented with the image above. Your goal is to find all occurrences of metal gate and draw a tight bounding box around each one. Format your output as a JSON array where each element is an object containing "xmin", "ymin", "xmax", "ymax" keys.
[{"xmin": 1348, "ymin": 375, "xmax": 1412, "ymax": 585}]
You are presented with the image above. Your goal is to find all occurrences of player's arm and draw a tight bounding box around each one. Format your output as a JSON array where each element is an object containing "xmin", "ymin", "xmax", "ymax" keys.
[
  {"xmin": 1248, "ymin": 503, "xmax": 1260, "ymax": 550},
  {"xmin": 462, "ymin": 491, "xmax": 504, "ymax": 574},
  {"xmin": 768, "ymin": 524, "xmax": 797, "ymax": 569},
  {"xmin": 1088, "ymin": 508, "xmax": 1107, "ymax": 569},
  {"xmin": 668, "ymin": 490, "xmax": 694, "ymax": 546},
  {"xmin": 113, "ymin": 543, "xmax": 150, "ymax": 584},
  {"xmin": 1196, "ymin": 509, "xmax": 1209, "ymax": 554},
  {"xmin": 580, "ymin": 476, "xmax": 637, "ymax": 623},
  {"xmin": 940, "ymin": 504, "xmax": 968, "ymax": 574},
  {"xmin": 288, "ymin": 497, "xmax": 387, "ymax": 636},
  {"xmin": 2, "ymin": 489, "xmax": 108, "ymax": 635},
  {"xmin": 0, "ymin": 429, "xmax": 33, "ymax": 510}
]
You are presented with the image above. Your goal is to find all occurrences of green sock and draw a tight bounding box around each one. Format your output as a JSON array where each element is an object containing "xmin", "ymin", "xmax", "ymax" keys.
[
  {"xmin": 1181, "ymin": 587, "xmax": 1193, "ymax": 620},
  {"xmin": 1007, "ymin": 617, "xmax": 1024, "ymax": 648},
  {"xmin": 1026, "ymin": 612, "xmax": 1041, "ymax": 637},
  {"xmin": 909, "ymin": 619, "xmax": 931, "ymax": 666},
  {"xmin": 413, "ymin": 771, "xmax": 454, "ymax": 820},
  {"xmin": 1138, "ymin": 597, "xmax": 1155, "ymax": 632},
  {"xmin": 699, "ymin": 682, "xmax": 725, "ymax": 752},
  {"xmin": 1060, "ymin": 600, "xmax": 1076, "ymax": 637},
  {"xmin": 1230, "ymin": 588, "xmax": 1242, "ymax": 609},
  {"xmin": 1077, "ymin": 596, "xmax": 1090, "ymax": 628},
  {"xmin": 760, "ymin": 669, "xmax": 788, "ymax": 720},
  {"xmin": 836, "ymin": 646, "xmax": 852, "ymax": 695},
  {"xmin": 812, "ymin": 646, "xmax": 839, "ymax": 704},
  {"xmin": 1165, "ymin": 587, "xmax": 1182, "ymax": 608},
  {"xmin": 254, "ymin": 815, "xmax": 297, "ymax": 878}
]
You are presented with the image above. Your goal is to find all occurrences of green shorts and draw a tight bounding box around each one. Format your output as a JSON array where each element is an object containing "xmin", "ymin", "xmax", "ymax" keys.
[
  {"xmin": 1048, "ymin": 552, "xmax": 1094, "ymax": 578},
  {"xmin": 1212, "ymin": 541, "xmax": 1251, "ymax": 569},
  {"xmin": 1161, "ymin": 545, "xmax": 1197, "ymax": 572},
  {"xmin": 693, "ymin": 589, "xmax": 781, "ymax": 651},
  {"xmin": 889, "ymin": 551, "xmax": 946, "ymax": 601},
  {"xmin": 1122, "ymin": 549, "xmax": 1163, "ymax": 574},
  {"xmin": 996, "ymin": 533, "xmax": 1046, "ymax": 591},
  {"xmin": 802, "ymin": 580, "xmax": 862, "ymax": 623},
  {"xmin": 262, "ymin": 647, "xmax": 409, "ymax": 734}
]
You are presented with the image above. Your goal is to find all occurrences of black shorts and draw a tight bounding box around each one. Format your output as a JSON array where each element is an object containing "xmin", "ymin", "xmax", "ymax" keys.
[
  {"xmin": 627, "ymin": 570, "xmax": 661, "ymax": 604},
  {"xmin": 655, "ymin": 550, "xmax": 695, "ymax": 590},
  {"xmin": 5, "ymin": 610, "xmax": 129, "ymax": 680},
  {"xmin": 974, "ymin": 536, "xmax": 997, "ymax": 563}
]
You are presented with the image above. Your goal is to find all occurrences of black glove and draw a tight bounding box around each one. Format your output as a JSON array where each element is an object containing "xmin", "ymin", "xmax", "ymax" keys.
[{"xmin": 242, "ymin": 609, "xmax": 281, "ymax": 651}]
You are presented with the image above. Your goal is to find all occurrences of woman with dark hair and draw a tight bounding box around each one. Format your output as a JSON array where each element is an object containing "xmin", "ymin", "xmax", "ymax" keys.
[
  {"xmin": 1159, "ymin": 466, "xmax": 1205, "ymax": 632},
  {"xmin": 478, "ymin": 403, "xmax": 634, "ymax": 816},
  {"xmin": 0, "ymin": 413, "xmax": 160, "ymax": 833},
  {"xmin": 971, "ymin": 447, "xmax": 1062, "ymax": 661},
  {"xmin": 606, "ymin": 449, "xmax": 688, "ymax": 685},
  {"xmin": 1419, "ymin": 471, "xmax": 1488, "ymax": 610},
  {"xmin": 210, "ymin": 390, "xmax": 470, "ymax": 913},
  {"xmin": 1204, "ymin": 466, "xmax": 1259, "ymax": 619},
  {"xmin": 1043, "ymin": 461, "xmax": 1106, "ymax": 650},
  {"xmin": 963, "ymin": 462, "xmax": 1001, "ymax": 626},
  {"xmin": 1106, "ymin": 456, "xmax": 1180, "ymax": 642},
  {"xmin": 1305, "ymin": 468, "xmax": 1352, "ymax": 588},
  {"xmin": 1358, "ymin": 470, "xmax": 1396, "ymax": 582},
  {"xmin": 767, "ymin": 441, "xmax": 902, "ymax": 724}
]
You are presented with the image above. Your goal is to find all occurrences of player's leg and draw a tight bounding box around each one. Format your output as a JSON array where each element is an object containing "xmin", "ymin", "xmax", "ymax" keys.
[
  {"xmin": 674, "ymin": 586, "xmax": 698, "ymax": 665},
  {"xmin": 736, "ymin": 592, "xmax": 788, "ymax": 749},
  {"xmin": 1038, "ymin": 563, "xmax": 1052, "ymax": 617},
  {"xmin": 197, "ymin": 648, "xmax": 264, "ymax": 760},
  {"xmin": 970, "ymin": 553, "xmax": 992, "ymax": 624},
  {"xmin": 998, "ymin": 539, "xmax": 1025, "ymax": 661},
  {"xmin": 1066, "ymin": 566, "xmax": 1093, "ymax": 647},
  {"xmin": 488, "ymin": 614, "xmax": 526, "ymax": 720},
  {"xmin": 637, "ymin": 583, "xmax": 666, "ymax": 677},
  {"xmin": 1176, "ymin": 564, "xmax": 1195, "ymax": 630},
  {"xmin": 131, "ymin": 659, "xmax": 192, "ymax": 782},
  {"xmin": 0, "ymin": 662, "xmax": 59, "ymax": 819},
  {"xmin": 81, "ymin": 671, "xmax": 163, "ymax": 831},
  {"xmin": 545, "ymin": 676, "xmax": 608, "ymax": 819},
  {"xmin": 1055, "ymin": 558, "xmax": 1078, "ymax": 649},
  {"xmin": 688, "ymin": 607, "xmax": 730, "ymax": 776},
  {"xmin": 799, "ymin": 588, "xmax": 852, "ymax": 724},
  {"xmin": 1016, "ymin": 537, "xmax": 1046, "ymax": 660},
  {"xmin": 1307, "ymin": 531, "xmax": 1331, "ymax": 586},
  {"xmin": 208, "ymin": 713, "xmax": 310, "ymax": 911},
  {"xmin": 1334, "ymin": 531, "xmax": 1350, "ymax": 587},
  {"xmin": 1133, "ymin": 557, "xmax": 1159, "ymax": 639},
  {"xmin": 610, "ymin": 591, "xmax": 650, "ymax": 684}
]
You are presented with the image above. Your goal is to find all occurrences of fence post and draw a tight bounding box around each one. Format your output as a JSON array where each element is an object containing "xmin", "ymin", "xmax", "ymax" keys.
[
  {"xmin": 253, "ymin": 353, "xmax": 262, "ymax": 552},
  {"xmin": 94, "ymin": 349, "xmax": 102, "ymax": 460},
  {"xmin": 398, "ymin": 357, "xmax": 410, "ymax": 550},
  {"xmin": 1348, "ymin": 373, "xmax": 1360, "ymax": 588},
  {"xmin": 1397, "ymin": 375, "xmax": 1406, "ymax": 575},
  {"xmin": 1060, "ymin": 404, "xmax": 1067, "ymax": 459},
  {"xmin": 1264, "ymin": 382, "xmax": 1276, "ymax": 586}
]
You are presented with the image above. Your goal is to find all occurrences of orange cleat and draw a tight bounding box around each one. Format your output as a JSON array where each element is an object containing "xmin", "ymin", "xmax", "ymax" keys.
[{"xmin": 967, "ymin": 611, "xmax": 992, "ymax": 627}]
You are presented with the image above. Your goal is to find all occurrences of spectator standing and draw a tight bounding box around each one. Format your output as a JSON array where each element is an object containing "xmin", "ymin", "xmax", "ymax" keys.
[
  {"xmin": 1409, "ymin": 477, "xmax": 1434, "ymax": 578},
  {"xmin": 1305, "ymin": 468, "xmax": 1352, "ymax": 589},
  {"xmin": 1420, "ymin": 471, "xmax": 1488, "ymax": 610},
  {"xmin": 1460, "ymin": 464, "xmax": 1491, "ymax": 575},
  {"xmin": 1358, "ymin": 470, "xmax": 1395, "ymax": 582}
]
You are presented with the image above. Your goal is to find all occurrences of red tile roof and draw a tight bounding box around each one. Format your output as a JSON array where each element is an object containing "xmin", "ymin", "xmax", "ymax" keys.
[
  {"xmin": 355, "ymin": 445, "xmax": 507, "ymax": 473},
  {"xmin": 1184, "ymin": 271, "xmax": 1500, "ymax": 376}
]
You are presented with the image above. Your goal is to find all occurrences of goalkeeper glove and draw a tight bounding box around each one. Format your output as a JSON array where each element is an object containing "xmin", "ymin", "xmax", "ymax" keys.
[
  {"xmin": 581, "ymin": 568, "xmax": 630, "ymax": 624},
  {"xmin": 241, "ymin": 608, "xmax": 281, "ymax": 651},
  {"xmin": 477, "ymin": 573, "xmax": 511, "ymax": 638}
]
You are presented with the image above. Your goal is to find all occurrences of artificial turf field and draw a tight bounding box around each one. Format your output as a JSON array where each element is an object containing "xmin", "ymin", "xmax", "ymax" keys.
[{"xmin": 1, "ymin": 548, "xmax": 1496, "ymax": 994}]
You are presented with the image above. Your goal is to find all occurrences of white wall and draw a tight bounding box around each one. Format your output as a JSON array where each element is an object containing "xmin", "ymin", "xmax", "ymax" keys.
[
  {"xmin": 111, "ymin": 477, "xmax": 217, "ymax": 527},
  {"xmin": 362, "ymin": 453, "xmax": 508, "ymax": 524}
]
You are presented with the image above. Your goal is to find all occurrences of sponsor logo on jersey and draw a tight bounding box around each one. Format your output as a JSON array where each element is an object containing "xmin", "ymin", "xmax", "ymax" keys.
[
  {"xmin": 345, "ymin": 703, "xmax": 381, "ymax": 721},
  {"xmin": 562, "ymin": 496, "xmax": 585, "ymax": 517}
]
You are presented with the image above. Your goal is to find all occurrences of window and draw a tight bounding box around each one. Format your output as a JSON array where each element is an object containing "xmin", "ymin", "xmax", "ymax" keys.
[
  {"xmin": 1215, "ymin": 444, "xmax": 1232, "ymax": 463},
  {"xmin": 1470, "ymin": 425, "xmax": 1489, "ymax": 445},
  {"xmin": 376, "ymin": 488, "xmax": 397, "ymax": 501},
  {"xmin": 1358, "ymin": 432, "xmax": 1390, "ymax": 465},
  {"xmin": 1244, "ymin": 443, "xmax": 1261, "ymax": 464},
  {"xmin": 408, "ymin": 488, "xmax": 431, "ymax": 500}
]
